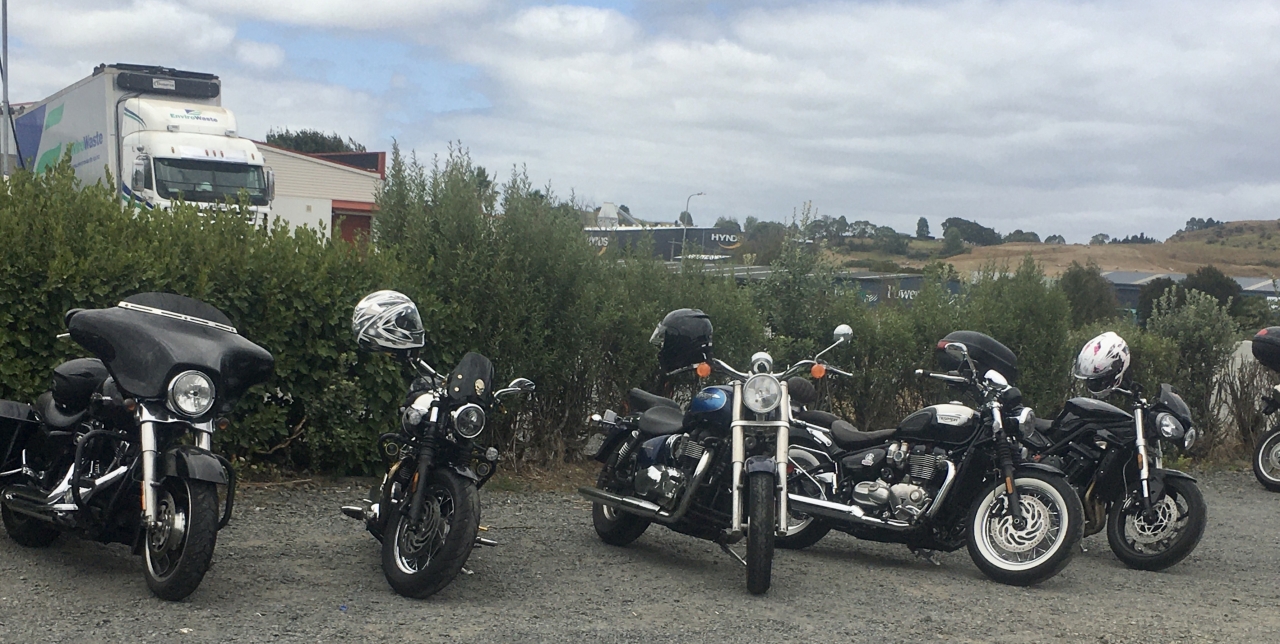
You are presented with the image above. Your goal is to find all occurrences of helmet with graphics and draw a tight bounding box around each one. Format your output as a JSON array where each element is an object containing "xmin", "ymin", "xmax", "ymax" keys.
[{"xmin": 1073, "ymin": 331, "xmax": 1131, "ymax": 397}]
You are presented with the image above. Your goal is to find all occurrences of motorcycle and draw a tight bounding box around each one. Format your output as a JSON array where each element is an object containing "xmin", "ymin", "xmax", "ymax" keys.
[
  {"xmin": 1019, "ymin": 383, "xmax": 1205, "ymax": 571},
  {"xmin": 1248, "ymin": 326, "xmax": 1280, "ymax": 492},
  {"xmin": 579, "ymin": 310, "xmax": 840, "ymax": 594},
  {"xmin": 0, "ymin": 293, "xmax": 274, "ymax": 600},
  {"xmin": 781, "ymin": 330, "xmax": 1084, "ymax": 586},
  {"xmin": 341, "ymin": 291, "xmax": 533, "ymax": 598}
]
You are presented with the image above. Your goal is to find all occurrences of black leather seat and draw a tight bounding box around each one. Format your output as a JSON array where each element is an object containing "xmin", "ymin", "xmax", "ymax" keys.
[
  {"xmin": 830, "ymin": 420, "xmax": 897, "ymax": 450},
  {"xmin": 36, "ymin": 392, "xmax": 88, "ymax": 430},
  {"xmin": 629, "ymin": 388, "xmax": 680, "ymax": 413},
  {"xmin": 638, "ymin": 406, "xmax": 685, "ymax": 436},
  {"xmin": 795, "ymin": 409, "xmax": 840, "ymax": 429}
]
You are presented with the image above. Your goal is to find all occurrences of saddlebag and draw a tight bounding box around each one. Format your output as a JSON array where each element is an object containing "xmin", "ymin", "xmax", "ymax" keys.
[
  {"xmin": 0, "ymin": 400, "xmax": 38, "ymax": 475},
  {"xmin": 1252, "ymin": 328, "xmax": 1280, "ymax": 373}
]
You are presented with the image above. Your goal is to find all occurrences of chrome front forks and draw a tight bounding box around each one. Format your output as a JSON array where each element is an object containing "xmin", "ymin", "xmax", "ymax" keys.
[
  {"xmin": 728, "ymin": 380, "xmax": 792, "ymax": 538},
  {"xmin": 138, "ymin": 411, "xmax": 213, "ymax": 526}
]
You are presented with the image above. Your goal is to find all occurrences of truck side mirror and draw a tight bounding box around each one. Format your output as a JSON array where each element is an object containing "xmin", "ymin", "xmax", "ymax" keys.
[
  {"xmin": 131, "ymin": 155, "xmax": 150, "ymax": 192},
  {"xmin": 265, "ymin": 167, "xmax": 276, "ymax": 201}
]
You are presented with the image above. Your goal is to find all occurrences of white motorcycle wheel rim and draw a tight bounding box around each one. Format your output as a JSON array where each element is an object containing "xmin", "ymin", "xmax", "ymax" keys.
[{"xmin": 973, "ymin": 477, "xmax": 1070, "ymax": 572}]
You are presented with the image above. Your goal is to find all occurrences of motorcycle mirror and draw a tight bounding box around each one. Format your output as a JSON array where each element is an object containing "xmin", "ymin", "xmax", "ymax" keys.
[
  {"xmin": 943, "ymin": 342, "xmax": 968, "ymax": 362},
  {"xmin": 508, "ymin": 377, "xmax": 535, "ymax": 392},
  {"xmin": 833, "ymin": 324, "xmax": 853, "ymax": 343},
  {"xmin": 985, "ymin": 369, "xmax": 1009, "ymax": 388}
]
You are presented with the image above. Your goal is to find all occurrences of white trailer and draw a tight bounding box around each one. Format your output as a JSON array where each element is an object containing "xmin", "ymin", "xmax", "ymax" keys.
[{"xmin": 13, "ymin": 63, "xmax": 273, "ymax": 215}]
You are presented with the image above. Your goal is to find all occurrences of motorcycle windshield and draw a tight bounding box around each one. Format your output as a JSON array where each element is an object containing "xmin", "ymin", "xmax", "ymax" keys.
[
  {"xmin": 67, "ymin": 293, "xmax": 275, "ymax": 406},
  {"xmin": 444, "ymin": 352, "xmax": 495, "ymax": 406}
]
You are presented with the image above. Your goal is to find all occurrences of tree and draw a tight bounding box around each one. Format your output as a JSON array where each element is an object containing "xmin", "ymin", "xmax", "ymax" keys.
[
  {"xmin": 1089, "ymin": 233, "xmax": 1110, "ymax": 245},
  {"xmin": 678, "ymin": 211, "xmax": 694, "ymax": 226},
  {"xmin": 941, "ymin": 226, "xmax": 965, "ymax": 256},
  {"xmin": 875, "ymin": 226, "xmax": 908, "ymax": 255},
  {"xmin": 1181, "ymin": 217, "xmax": 1224, "ymax": 233},
  {"xmin": 916, "ymin": 217, "xmax": 931, "ymax": 240},
  {"xmin": 1138, "ymin": 277, "xmax": 1178, "ymax": 324},
  {"xmin": 1057, "ymin": 260, "xmax": 1119, "ymax": 327},
  {"xmin": 1183, "ymin": 265, "xmax": 1242, "ymax": 314},
  {"xmin": 266, "ymin": 128, "xmax": 366, "ymax": 154},
  {"xmin": 714, "ymin": 216, "xmax": 741, "ymax": 232},
  {"xmin": 1004, "ymin": 229, "xmax": 1041, "ymax": 243},
  {"xmin": 1044, "ymin": 234, "xmax": 1066, "ymax": 244},
  {"xmin": 941, "ymin": 217, "xmax": 1002, "ymax": 246}
]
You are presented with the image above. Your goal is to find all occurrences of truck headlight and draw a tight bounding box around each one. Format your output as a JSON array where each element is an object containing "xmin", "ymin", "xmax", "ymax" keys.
[
  {"xmin": 167, "ymin": 370, "xmax": 215, "ymax": 417},
  {"xmin": 452, "ymin": 404, "xmax": 486, "ymax": 439},
  {"xmin": 743, "ymin": 374, "xmax": 782, "ymax": 414}
]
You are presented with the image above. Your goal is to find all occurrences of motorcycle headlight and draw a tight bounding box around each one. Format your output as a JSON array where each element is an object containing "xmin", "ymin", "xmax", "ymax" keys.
[
  {"xmin": 1015, "ymin": 407, "xmax": 1037, "ymax": 437},
  {"xmin": 452, "ymin": 403, "xmax": 486, "ymax": 439},
  {"xmin": 167, "ymin": 370, "xmax": 215, "ymax": 417},
  {"xmin": 742, "ymin": 374, "xmax": 782, "ymax": 414},
  {"xmin": 1155, "ymin": 412, "xmax": 1184, "ymax": 441},
  {"xmin": 1184, "ymin": 426, "xmax": 1197, "ymax": 450}
]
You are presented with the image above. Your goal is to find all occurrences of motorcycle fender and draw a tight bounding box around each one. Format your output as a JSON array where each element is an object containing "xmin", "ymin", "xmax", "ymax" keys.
[
  {"xmin": 451, "ymin": 464, "xmax": 481, "ymax": 483},
  {"xmin": 1015, "ymin": 462, "xmax": 1067, "ymax": 478},
  {"xmin": 1145, "ymin": 468, "xmax": 1195, "ymax": 503},
  {"xmin": 161, "ymin": 445, "xmax": 228, "ymax": 485},
  {"xmin": 593, "ymin": 424, "xmax": 634, "ymax": 463},
  {"xmin": 745, "ymin": 455, "xmax": 776, "ymax": 476}
]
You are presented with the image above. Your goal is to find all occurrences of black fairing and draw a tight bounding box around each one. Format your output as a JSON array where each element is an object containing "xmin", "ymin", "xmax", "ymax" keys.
[
  {"xmin": 1062, "ymin": 397, "xmax": 1132, "ymax": 424},
  {"xmin": 445, "ymin": 352, "xmax": 495, "ymax": 406},
  {"xmin": 1156, "ymin": 384, "xmax": 1193, "ymax": 427},
  {"xmin": 897, "ymin": 404, "xmax": 979, "ymax": 446},
  {"xmin": 65, "ymin": 293, "xmax": 274, "ymax": 409},
  {"xmin": 936, "ymin": 330, "xmax": 1019, "ymax": 385}
]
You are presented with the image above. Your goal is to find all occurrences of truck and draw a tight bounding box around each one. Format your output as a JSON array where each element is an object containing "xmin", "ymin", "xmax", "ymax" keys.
[{"xmin": 13, "ymin": 63, "xmax": 273, "ymax": 215}]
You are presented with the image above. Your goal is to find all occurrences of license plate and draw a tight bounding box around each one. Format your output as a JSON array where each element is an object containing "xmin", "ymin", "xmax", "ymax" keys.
[{"xmin": 583, "ymin": 433, "xmax": 606, "ymax": 458}]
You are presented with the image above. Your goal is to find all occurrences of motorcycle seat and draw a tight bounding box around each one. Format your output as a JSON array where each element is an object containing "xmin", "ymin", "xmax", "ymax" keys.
[
  {"xmin": 794, "ymin": 409, "xmax": 841, "ymax": 429},
  {"xmin": 830, "ymin": 420, "xmax": 897, "ymax": 450},
  {"xmin": 638, "ymin": 406, "xmax": 685, "ymax": 436},
  {"xmin": 35, "ymin": 392, "xmax": 88, "ymax": 430},
  {"xmin": 629, "ymin": 388, "xmax": 680, "ymax": 413}
]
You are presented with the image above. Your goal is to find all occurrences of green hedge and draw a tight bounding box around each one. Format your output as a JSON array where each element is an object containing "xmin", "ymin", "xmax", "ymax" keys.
[{"xmin": 0, "ymin": 151, "xmax": 1250, "ymax": 474}]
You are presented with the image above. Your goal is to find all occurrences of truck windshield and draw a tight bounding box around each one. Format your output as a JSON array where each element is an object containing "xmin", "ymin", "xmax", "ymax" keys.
[{"xmin": 153, "ymin": 158, "xmax": 269, "ymax": 206}]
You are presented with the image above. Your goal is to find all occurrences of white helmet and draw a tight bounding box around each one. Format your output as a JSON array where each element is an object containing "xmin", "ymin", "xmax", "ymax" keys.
[
  {"xmin": 352, "ymin": 290, "xmax": 425, "ymax": 352},
  {"xmin": 1073, "ymin": 331, "xmax": 1130, "ymax": 397}
]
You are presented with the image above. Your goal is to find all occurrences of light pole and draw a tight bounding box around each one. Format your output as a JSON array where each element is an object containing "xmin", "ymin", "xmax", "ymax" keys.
[{"xmin": 679, "ymin": 191, "xmax": 704, "ymax": 260}]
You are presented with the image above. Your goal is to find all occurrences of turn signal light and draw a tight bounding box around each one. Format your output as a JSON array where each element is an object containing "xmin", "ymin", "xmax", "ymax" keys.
[
  {"xmin": 810, "ymin": 364, "xmax": 827, "ymax": 379},
  {"xmin": 695, "ymin": 362, "xmax": 711, "ymax": 378},
  {"xmin": 216, "ymin": 417, "xmax": 230, "ymax": 430}
]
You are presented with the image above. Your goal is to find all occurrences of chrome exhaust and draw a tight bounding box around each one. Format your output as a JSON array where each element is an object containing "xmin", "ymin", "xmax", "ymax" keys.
[{"xmin": 579, "ymin": 449, "xmax": 713, "ymax": 524}]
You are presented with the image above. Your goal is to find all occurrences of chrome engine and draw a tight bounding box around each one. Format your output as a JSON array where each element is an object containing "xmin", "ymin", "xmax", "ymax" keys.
[
  {"xmin": 849, "ymin": 442, "xmax": 950, "ymax": 522},
  {"xmin": 632, "ymin": 434, "xmax": 705, "ymax": 510}
]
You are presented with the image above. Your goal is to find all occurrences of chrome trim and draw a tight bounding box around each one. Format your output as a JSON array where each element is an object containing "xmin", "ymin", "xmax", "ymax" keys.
[
  {"xmin": 118, "ymin": 300, "xmax": 238, "ymax": 334},
  {"xmin": 167, "ymin": 370, "xmax": 216, "ymax": 418},
  {"xmin": 141, "ymin": 421, "xmax": 158, "ymax": 524},
  {"xmin": 578, "ymin": 448, "xmax": 714, "ymax": 524},
  {"xmin": 787, "ymin": 493, "xmax": 911, "ymax": 529},
  {"xmin": 730, "ymin": 380, "xmax": 744, "ymax": 533},
  {"xmin": 923, "ymin": 460, "xmax": 957, "ymax": 519}
]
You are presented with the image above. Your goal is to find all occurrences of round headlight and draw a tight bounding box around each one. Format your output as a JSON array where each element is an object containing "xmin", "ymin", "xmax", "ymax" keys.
[
  {"xmin": 1155, "ymin": 412, "xmax": 1184, "ymax": 441},
  {"xmin": 167, "ymin": 370, "xmax": 215, "ymax": 417},
  {"xmin": 452, "ymin": 404, "xmax": 486, "ymax": 439},
  {"xmin": 1184, "ymin": 427, "xmax": 1197, "ymax": 450},
  {"xmin": 742, "ymin": 374, "xmax": 782, "ymax": 414}
]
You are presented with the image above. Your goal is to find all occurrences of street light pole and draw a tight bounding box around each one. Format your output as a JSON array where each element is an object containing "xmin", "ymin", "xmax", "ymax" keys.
[
  {"xmin": 680, "ymin": 191, "xmax": 704, "ymax": 261},
  {"xmin": 2, "ymin": 0, "xmax": 9, "ymax": 177}
]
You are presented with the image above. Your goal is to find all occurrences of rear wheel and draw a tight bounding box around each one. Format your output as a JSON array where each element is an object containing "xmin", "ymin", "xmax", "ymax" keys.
[
  {"xmin": 591, "ymin": 441, "xmax": 651, "ymax": 546},
  {"xmin": 746, "ymin": 471, "xmax": 775, "ymax": 595},
  {"xmin": 967, "ymin": 470, "xmax": 1082, "ymax": 586},
  {"xmin": 381, "ymin": 468, "xmax": 480, "ymax": 599},
  {"xmin": 1253, "ymin": 427, "xmax": 1280, "ymax": 492},
  {"xmin": 144, "ymin": 478, "xmax": 219, "ymax": 601},
  {"xmin": 1, "ymin": 504, "xmax": 60, "ymax": 548},
  {"xmin": 1106, "ymin": 476, "xmax": 1206, "ymax": 571}
]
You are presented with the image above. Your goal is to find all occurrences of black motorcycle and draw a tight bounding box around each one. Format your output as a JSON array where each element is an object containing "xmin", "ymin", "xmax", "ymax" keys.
[
  {"xmin": 781, "ymin": 331, "xmax": 1084, "ymax": 586},
  {"xmin": 1250, "ymin": 326, "xmax": 1280, "ymax": 492},
  {"xmin": 579, "ymin": 316, "xmax": 846, "ymax": 595},
  {"xmin": 1019, "ymin": 383, "xmax": 1205, "ymax": 571},
  {"xmin": 341, "ymin": 350, "xmax": 533, "ymax": 598},
  {"xmin": 0, "ymin": 293, "xmax": 273, "ymax": 600}
]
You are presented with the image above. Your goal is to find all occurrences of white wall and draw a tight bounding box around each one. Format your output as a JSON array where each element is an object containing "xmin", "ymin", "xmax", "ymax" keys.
[{"xmin": 270, "ymin": 195, "xmax": 332, "ymax": 233}]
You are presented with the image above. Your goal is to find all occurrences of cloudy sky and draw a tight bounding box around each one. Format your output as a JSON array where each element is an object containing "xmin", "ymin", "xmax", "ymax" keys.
[{"xmin": 10, "ymin": 0, "xmax": 1280, "ymax": 241}]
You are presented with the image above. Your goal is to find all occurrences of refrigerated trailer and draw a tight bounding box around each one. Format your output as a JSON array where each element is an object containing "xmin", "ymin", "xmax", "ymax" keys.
[{"xmin": 13, "ymin": 63, "xmax": 273, "ymax": 215}]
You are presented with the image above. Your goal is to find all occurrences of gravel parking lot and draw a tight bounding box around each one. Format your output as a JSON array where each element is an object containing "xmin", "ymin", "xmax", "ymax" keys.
[{"xmin": 2, "ymin": 469, "xmax": 1278, "ymax": 644}]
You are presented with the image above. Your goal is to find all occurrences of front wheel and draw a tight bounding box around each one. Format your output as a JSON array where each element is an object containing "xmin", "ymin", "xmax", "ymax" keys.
[
  {"xmin": 381, "ymin": 469, "xmax": 480, "ymax": 599},
  {"xmin": 1253, "ymin": 427, "xmax": 1280, "ymax": 492},
  {"xmin": 144, "ymin": 478, "xmax": 220, "ymax": 601},
  {"xmin": 746, "ymin": 471, "xmax": 775, "ymax": 595},
  {"xmin": 1106, "ymin": 476, "xmax": 1206, "ymax": 571},
  {"xmin": 967, "ymin": 471, "xmax": 1083, "ymax": 586}
]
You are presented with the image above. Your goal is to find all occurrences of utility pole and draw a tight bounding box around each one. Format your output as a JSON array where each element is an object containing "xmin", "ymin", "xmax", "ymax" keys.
[{"xmin": 2, "ymin": 0, "xmax": 9, "ymax": 177}]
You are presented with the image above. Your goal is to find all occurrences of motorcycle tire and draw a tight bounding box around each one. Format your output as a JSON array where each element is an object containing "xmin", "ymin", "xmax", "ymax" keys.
[
  {"xmin": 381, "ymin": 468, "xmax": 480, "ymax": 599},
  {"xmin": 1252, "ymin": 426, "xmax": 1280, "ymax": 492},
  {"xmin": 591, "ymin": 442, "xmax": 651, "ymax": 546},
  {"xmin": 966, "ymin": 470, "xmax": 1083, "ymax": 586},
  {"xmin": 1, "ymin": 503, "xmax": 60, "ymax": 548},
  {"xmin": 775, "ymin": 445, "xmax": 830, "ymax": 550},
  {"xmin": 144, "ymin": 478, "xmax": 220, "ymax": 601},
  {"xmin": 746, "ymin": 471, "xmax": 775, "ymax": 595},
  {"xmin": 1106, "ymin": 476, "xmax": 1206, "ymax": 571}
]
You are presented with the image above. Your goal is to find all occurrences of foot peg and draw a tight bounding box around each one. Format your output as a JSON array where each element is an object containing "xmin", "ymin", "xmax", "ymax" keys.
[
  {"xmin": 340, "ymin": 506, "xmax": 366, "ymax": 521},
  {"xmin": 910, "ymin": 547, "xmax": 943, "ymax": 566},
  {"xmin": 475, "ymin": 537, "xmax": 497, "ymax": 547}
]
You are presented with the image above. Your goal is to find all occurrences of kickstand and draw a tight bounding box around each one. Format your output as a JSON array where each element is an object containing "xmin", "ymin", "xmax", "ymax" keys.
[
  {"xmin": 910, "ymin": 547, "xmax": 943, "ymax": 566},
  {"xmin": 719, "ymin": 542, "xmax": 747, "ymax": 567}
]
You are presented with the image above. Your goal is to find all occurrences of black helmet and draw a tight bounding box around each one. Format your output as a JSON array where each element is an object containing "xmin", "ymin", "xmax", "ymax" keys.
[{"xmin": 650, "ymin": 308, "xmax": 713, "ymax": 373}]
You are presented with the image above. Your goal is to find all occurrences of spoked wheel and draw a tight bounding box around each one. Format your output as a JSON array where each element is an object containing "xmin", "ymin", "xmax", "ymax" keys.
[
  {"xmin": 1253, "ymin": 427, "xmax": 1280, "ymax": 492},
  {"xmin": 745, "ymin": 471, "xmax": 775, "ymax": 595},
  {"xmin": 967, "ymin": 471, "xmax": 1083, "ymax": 586},
  {"xmin": 775, "ymin": 447, "xmax": 830, "ymax": 550},
  {"xmin": 1, "ymin": 503, "xmax": 61, "ymax": 548},
  {"xmin": 381, "ymin": 469, "xmax": 479, "ymax": 599},
  {"xmin": 1106, "ymin": 476, "xmax": 1206, "ymax": 571},
  {"xmin": 144, "ymin": 478, "xmax": 219, "ymax": 601}
]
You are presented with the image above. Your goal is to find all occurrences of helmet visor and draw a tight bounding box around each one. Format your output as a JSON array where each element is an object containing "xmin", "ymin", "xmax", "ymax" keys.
[{"xmin": 649, "ymin": 322, "xmax": 666, "ymax": 348}]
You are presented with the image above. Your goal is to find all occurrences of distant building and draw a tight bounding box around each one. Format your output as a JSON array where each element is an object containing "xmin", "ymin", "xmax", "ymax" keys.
[{"xmin": 258, "ymin": 143, "xmax": 385, "ymax": 242}]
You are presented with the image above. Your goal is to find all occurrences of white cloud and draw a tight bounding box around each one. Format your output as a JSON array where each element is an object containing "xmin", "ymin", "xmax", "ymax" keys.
[
  {"xmin": 178, "ymin": 0, "xmax": 489, "ymax": 30},
  {"xmin": 235, "ymin": 41, "xmax": 286, "ymax": 71}
]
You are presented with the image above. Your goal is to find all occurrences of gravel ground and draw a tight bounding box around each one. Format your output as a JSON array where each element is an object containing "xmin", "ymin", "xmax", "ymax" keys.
[{"xmin": 2, "ymin": 469, "xmax": 1278, "ymax": 644}]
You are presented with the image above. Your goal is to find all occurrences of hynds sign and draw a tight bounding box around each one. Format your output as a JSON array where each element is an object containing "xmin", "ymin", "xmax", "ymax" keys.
[{"xmin": 710, "ymin": 232, "xmax": 741, "ymax": 250}]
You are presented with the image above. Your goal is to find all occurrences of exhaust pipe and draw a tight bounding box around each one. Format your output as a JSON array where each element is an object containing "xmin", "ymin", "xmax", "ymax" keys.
[
  {"xmin": 787, "ymin": 493, "xmax": 911, "ymax": 530},
  {"xmin": 579, "ymin": 449, "xmax": 713, "ymax": 525},
  {"xmin": 1, "ymin": 486, "xmax": 58, "ymax": 524}
]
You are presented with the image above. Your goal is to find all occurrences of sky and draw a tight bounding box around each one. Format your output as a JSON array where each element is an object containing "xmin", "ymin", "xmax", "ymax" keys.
[{"xmin": 9, "ymin": 0, "xmax": 1280, "ymax": 242}]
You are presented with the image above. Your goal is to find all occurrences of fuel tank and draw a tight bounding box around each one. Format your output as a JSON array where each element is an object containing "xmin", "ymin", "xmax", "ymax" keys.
[{"xmin": 897, "ymin": 403, "xmax": 979, "ymax": 446}]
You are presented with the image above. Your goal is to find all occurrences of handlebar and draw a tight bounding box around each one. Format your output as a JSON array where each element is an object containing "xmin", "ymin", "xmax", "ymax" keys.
[{"xmin": 915, "ymin": 368, "xmax": 970, "ymax": 384}]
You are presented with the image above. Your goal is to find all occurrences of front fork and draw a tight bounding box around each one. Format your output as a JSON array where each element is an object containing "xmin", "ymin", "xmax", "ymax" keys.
[
  {"xmin": 1133, "ymin": 406, "xmax": 1154, "ymax": 511},
  {"xmin": 729, "ymin": 380, "xmax": 791, "ymax": 538},
  {"xmin": 990, "ymin": 401, "xmax": 1025, "ymax": 524},
  {"xmin": 139, "ymin": 416, "xmax": 215, "ymax": 527}
]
